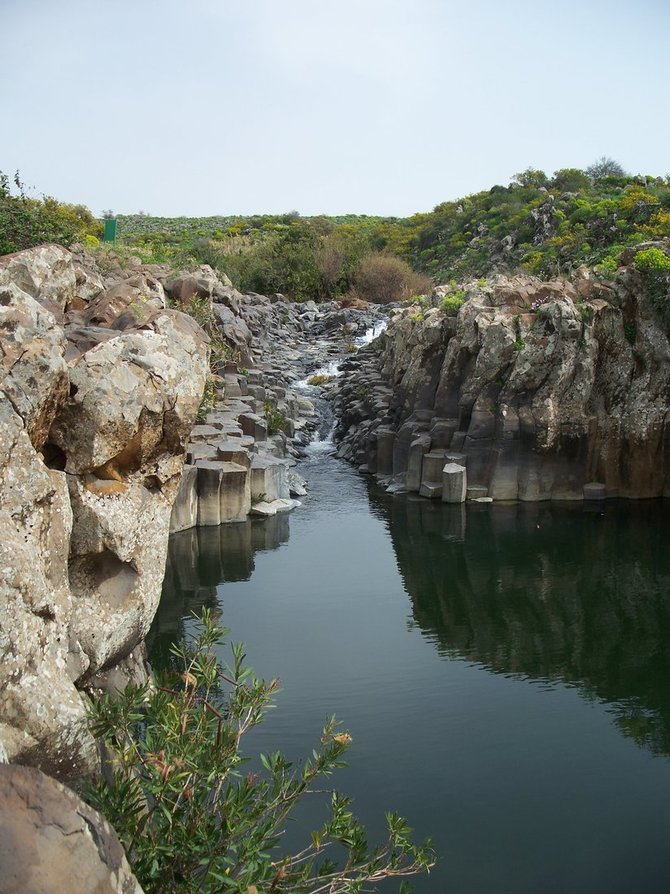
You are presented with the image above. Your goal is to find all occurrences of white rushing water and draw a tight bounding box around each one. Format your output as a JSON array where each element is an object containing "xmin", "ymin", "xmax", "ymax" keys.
[{"xmin": 295, "ymin": 319, "xmax": 388, "ymax": 450}]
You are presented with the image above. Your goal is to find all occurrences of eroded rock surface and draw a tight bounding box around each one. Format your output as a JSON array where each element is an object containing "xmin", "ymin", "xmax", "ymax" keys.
[
  {"xmin": 334, "ymin": 262, "xmax": 670, "ymax": 501},
  {"xmin": 0, "ymin": 763, "xmax": 144, "ymax": 894},
  {"xmin": 0, "ymin": 245, "xmax": 208, "ymax": 779}
]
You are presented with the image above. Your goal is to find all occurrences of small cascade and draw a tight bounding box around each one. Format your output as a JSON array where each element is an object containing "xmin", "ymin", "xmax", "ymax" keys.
[{"xmin": 295, "ymin": 319, "xmax": 388, "ymax": 455}]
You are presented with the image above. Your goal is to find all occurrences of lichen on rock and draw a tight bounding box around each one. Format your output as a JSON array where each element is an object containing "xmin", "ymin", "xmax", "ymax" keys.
[{"xmin": 0, "ymin": 245, "xmax": 208, "ymax": 780}]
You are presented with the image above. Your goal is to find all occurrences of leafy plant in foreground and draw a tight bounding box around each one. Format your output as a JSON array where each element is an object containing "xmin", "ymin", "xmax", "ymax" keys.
[{"xmin": 86, "ymin": 610, "xmax": 434, "ymax": 893}]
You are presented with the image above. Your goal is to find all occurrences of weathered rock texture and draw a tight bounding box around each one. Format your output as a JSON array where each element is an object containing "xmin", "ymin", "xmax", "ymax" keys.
[
  {"xmin": 0, "ymin": 763, "xmax": 144, "ymax": 893},
  {"xmin": 334, "ymin": 263, "xmax": 670, "ymax": 500},
  {"xmin": 0, "ymin": 245, "xmax": 208, "ymax": 780}
]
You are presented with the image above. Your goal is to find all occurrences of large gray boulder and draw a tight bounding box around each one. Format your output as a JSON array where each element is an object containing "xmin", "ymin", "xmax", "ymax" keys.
[{"xmin": 0, "ymin": 764, "xmax": 144, "ymax": 894}]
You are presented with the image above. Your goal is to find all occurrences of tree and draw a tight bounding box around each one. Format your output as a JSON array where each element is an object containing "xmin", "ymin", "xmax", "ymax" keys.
[
  {"xmin": 586, "ymin": 156, "xmax": 626, "ymax": 181},
  {"xmin": 86, "ymin": 610, "xmax": 434, "ymax": 893},
  {"xmin": 551, "ymin": 168, "xmax": 591, "ymax": 193},
  {"xmin": 512, "ymin": 168, "xmax": 549, "ymax": 189}
]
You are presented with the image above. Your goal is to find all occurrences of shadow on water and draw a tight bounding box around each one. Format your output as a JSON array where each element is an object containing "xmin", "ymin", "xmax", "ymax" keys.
[
  {"xmin": 369, "ymin": 490, "xmax": 670, "ymax": 756},
  {"xmin": 147, "ymin": 513, "xmax": 290, "ymax": 667}
]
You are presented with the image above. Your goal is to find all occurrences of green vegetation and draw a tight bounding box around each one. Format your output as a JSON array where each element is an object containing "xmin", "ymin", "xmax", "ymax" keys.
[
  {"xmin": 112, "ymin": 160, "xmax": 670, "ymax": 298},
  {"xmin": 263, "ymin": 400, "xmax": 287, "ymax": 435},
  {"xmin": 85, "ymin": 610, "xmax": 434, "ymax": 893},
  {"xmin": 441, "ymin": 291, "xmax": 466, "ymax": 316},
  {"xmin": 634, "ymin": 247, "xmax": 670, "ymax": 324},
  {"xmin": 4, "ymin": 159, "xmax": 670, "ymax": 305},
  {"xmin": 0, "ymin": 170, "xmax": 101, "ymax": 255}
]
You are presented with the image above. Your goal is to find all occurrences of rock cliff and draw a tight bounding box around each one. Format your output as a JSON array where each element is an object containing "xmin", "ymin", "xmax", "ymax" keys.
[
  {"xmin": 0, "ymin": 244, "xmax": 208, "ymax": 780},
  {"xmin": 334, "ymin": 258, "xmax": 670, "ymax": 501}
]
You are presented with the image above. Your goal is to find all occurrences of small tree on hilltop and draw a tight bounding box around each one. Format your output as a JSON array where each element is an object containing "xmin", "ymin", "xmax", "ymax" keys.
[{"xmin": 586, "ymin": 156, "xmax": 626, "ymax": 181}]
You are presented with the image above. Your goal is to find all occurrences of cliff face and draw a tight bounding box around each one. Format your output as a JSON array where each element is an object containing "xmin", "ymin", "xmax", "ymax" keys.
[
  {"xmin": 0, "ymin": 245, "xmax": 208, "ymax": 779},
  {"xmin": 334, "ymin": 261, "xmax": 670, "ymax": 500}
]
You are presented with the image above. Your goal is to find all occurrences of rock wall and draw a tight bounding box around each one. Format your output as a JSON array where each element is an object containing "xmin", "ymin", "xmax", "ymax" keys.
[
  {"xmin": 0, "ymin": 243, "xmax": 382, "ymax": 781},
  {"xmin": 0, "ymin": 763, "xmax": 144, "ymax": 893},
  {"xmin": 333, "ymin": 260, "xmax": 670, "ymax": 501},
  {"xmin": 0, "ymin": 245, "xmax": 208, "ymax": 780}
]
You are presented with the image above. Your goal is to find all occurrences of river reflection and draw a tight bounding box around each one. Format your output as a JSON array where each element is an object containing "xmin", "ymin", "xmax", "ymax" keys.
[
  {"xmin": 148, "ymin": 513, "xmax": 290, "ymax": 666},
  {"xmin": 150, "ymin": 459, "xmax": 670, "ymax": 894},
  {"xmin": 373, "ymin": 494, "xmax": 670, "ymax": 756}
]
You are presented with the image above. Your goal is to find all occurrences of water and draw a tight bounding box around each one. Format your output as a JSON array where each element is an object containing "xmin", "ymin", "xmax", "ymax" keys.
[{"xmin": 151, "ymin": 442, "xmax": 670, "ymax": 893}]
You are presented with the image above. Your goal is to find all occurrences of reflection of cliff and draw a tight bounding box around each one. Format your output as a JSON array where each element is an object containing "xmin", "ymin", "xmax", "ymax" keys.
[
  {"xmin": 375, "ymin": 492, "xmax": 670, "ymax": 755},
  {"xmin": 148, "ymin": 514, "xmax": 290, "ymax": 667}
]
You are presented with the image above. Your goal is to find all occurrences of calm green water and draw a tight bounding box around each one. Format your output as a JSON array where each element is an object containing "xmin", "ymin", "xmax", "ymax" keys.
[{"xmin": 150, "ymin": 444, "xmax": 670, "ymax": 893}]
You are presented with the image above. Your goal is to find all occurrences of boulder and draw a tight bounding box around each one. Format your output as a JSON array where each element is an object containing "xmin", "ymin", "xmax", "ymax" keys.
[
  {"xmin": 0, "ymin": 244, "xmax": 75, "ymax": 313},
  {"xmin": 0, "ymin": 764, "xmax": 144, "ymax": 894},
  {"xmin": 442, "ymin": 463, "xmax": 467, "ymax": 503}
]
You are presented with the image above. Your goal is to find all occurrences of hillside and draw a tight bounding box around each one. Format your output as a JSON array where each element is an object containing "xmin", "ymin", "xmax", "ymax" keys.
[{"xmin": 113, "ymin": 163, "xmax": 670, "ymax": 299}]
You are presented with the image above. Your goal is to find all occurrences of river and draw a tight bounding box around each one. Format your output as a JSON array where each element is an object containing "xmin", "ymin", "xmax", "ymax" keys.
[{"xmin": 150, "ymin": 427, "xmax": 670, "ymax": 893}]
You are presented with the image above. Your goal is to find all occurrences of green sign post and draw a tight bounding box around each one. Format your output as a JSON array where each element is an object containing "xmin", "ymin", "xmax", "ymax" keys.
[{"xmin": 103, "ymin": 218, "xmax": 117, "ymax": 243}]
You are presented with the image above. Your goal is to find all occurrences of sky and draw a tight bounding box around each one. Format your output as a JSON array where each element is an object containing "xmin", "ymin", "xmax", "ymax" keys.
[{"xmin": 2, "ymin": 0, "xmax": 669, "ymax": 218}]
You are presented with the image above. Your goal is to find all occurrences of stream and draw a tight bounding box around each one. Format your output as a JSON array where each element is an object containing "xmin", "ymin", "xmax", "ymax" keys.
[{"xmin": 149, "ymin": 331, "xmax": 670, "ymax": 893}]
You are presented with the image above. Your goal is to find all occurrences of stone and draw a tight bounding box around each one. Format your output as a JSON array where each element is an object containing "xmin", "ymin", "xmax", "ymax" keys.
[
  {"xmin": 216, "ymin": 441, "xmax": 251, "ymax": 467},
  {"xmin": 421, "ymin": 450, "xmax": 446, "ymax": 484},
  {"xmin": 0, "ymin": 764, "xmax": 144, "ymax": 894},
  {"xmin": 466, "ymin": 485, "xmax": 489, "ymax": 500},
  {"xmin": 429, "ymin": 418, "xmax": 458, "ymax": 449},
  {"xmin": 170, "ymin": 464, "xmax": 199, "ymax": 533},
  {"xmin": 239, "ymin": 412, "xmax": 268, "ymax": 442},
  {"xmin": 251, "ymin": 497, "xmax": 299, "ymax": 516},
  {"xmin": 0, "ymin": 281, "xmax": 69, "ymax": 449},
  {"xmin": 376, "ymin": 428, "xmax": 395, "ymax": 476},
  {"xmin": 406, "ymin": 434, "xmax": 432, "ymax": 492},
  {"xmin": 250, "ymin": 456, "xmax": 289, "ymax": 502},
  {"xmin": 219, "ymin": 461, "xmax": 251, "ymax": 522},
  {"xmin": 419, "ymin": 481, "xmax": 443, "ymax": 499},
  {"xmin": 583, "ymin": 482, "xmax": 607, "ymax": 500},
  {"xmin": 0, "ymin": 243, "xmax": 75, "ymax": 313},
  {"xmin": 196, "ymin": 461, "xmax": 225, "ymax": 526},
  {"xmin": 442, "ymin": 462, "xmax": 467, "ymax": 503},
  {"xmin": 82, "ymin": 274, "xmax": 166, "ymax": 330}
]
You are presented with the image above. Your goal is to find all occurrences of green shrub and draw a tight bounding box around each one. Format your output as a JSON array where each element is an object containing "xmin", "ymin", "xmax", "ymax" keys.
[
  {"xmin": 633, "ymin": 247, "xmax": 670, "ymax": 273},
  {"xmin": 196, "ymin": 377, "xmax": 217, "ymax": 423},
  {"xmin": 634, "ymin": 248, "xmax": 670, "ymax": 322},
  {"xmin": 0, "ymin": 170, "xmax": 102, "ymax": 254},
  {"xmin": 85, "ymin": 611, "xmax": 434, "ymax": 893},
  {"xmin": 441, "ymin": 291, "xmax": 466, "ymax": 316},
  {"xmin": 263, "ymin": 400, "xmax": 287, "ymax": 435}
]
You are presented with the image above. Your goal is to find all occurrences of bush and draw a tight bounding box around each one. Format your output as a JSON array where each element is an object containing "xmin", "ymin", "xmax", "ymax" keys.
[
  {"xmin": 352, "ymin": 253, "xmax": 432, "ymax": 304},
  {"xmin": 441, "ymin": 291, "xmax": 466, "ymax": 316},
  {"xmin": 0, "ymin": 170, "xmax": 102, "ymax": 254},
  {"xmin": 634, "ymin": 247, "xmax": 670, "ymax": 323},
  {"xmin": 86, "ymin": 611, "xmax": 434, "ymax": 893},
  {"xmin": 263, "ymin": 399, "xmax": 287, "ymax": 435}
]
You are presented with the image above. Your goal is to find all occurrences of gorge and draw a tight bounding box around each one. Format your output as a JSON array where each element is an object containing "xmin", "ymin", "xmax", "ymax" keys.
[{"xmin": 3, "ymin": 236, "xmax": 670, "ymax": 893}]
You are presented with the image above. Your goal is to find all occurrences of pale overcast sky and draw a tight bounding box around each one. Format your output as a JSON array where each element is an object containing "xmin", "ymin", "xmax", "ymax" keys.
[{"xmin": 2, "ymin": 0, "xmax": 669, "ymax": 217}]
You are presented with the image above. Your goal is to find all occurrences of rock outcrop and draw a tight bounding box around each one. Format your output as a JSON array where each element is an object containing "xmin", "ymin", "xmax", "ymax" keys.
[
  {"xmin": 0, "ymin": 245, "xmax": 208, "ymax": 780},
  {"xmin": 0, "ymin": 763, "xmax": 144, "ymax": 893},
  {"xmin": 0, "ymin": 242, "xmax": 383, "ymax": 781},
  {"xmin": 334, "ymin": 261, "xmax": 670, "ymax": 501}
]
